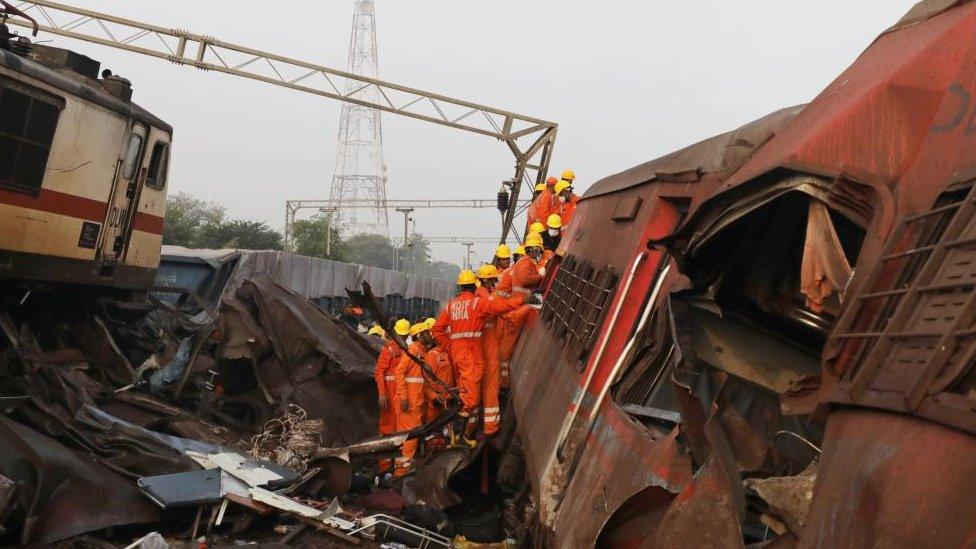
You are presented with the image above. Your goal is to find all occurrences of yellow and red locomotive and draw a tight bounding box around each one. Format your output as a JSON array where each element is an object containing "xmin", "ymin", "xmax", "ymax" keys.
[{"xmin": 0, "ymin": 33, "xmax": 171, "ymax": 292}]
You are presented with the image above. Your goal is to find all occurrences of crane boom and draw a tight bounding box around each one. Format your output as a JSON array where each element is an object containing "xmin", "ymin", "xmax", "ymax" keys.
[{"xmin": 5, "ymin": 0, "xmax": 556, "ymax": 240}]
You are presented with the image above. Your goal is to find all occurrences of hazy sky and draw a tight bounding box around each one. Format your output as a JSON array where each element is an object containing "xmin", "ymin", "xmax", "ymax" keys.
[{"xmin": 33, "ymin": 1, "xmax": 917, "ymax": 265}]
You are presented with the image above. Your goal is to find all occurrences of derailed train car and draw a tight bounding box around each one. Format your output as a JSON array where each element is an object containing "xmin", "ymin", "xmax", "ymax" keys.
[
  {"xmin": 504, "ymin": 0, "xmax": 976, "ymax": 546},
  {"xmin": 0, "ymin": 31, "xmax": 172, "ymax": 294}
]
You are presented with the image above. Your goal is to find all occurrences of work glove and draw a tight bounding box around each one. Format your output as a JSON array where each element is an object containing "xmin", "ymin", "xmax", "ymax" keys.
[
  {"xmin": 378, "ymin": 395, "xmax": 388, "ymax": 409},
  {"xmin": 525, "ymin": 293, "xmax": 542, "ymax": 306},
  {"xmin": 400, "ymin": 399, "xmax": 410, "ymax": 412}
]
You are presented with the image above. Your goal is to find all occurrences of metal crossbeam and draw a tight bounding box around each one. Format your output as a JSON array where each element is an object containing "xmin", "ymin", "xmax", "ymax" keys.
[
  {"xmin": 6, "ymin": 1, "xmax": 557, "ymax": 241},
  {"xmin": 284, "ymin": 198, "xmax": 530, "ymax": 250}
]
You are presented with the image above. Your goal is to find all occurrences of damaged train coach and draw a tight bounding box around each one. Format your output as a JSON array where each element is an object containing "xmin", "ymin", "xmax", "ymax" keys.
[{"xmin": 502, "ymin": 0, "xmax": 976, "ymax": 546}]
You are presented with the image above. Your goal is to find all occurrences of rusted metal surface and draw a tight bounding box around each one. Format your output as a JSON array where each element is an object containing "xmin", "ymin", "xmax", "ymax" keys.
[{"xmin": 800, "ymin": 409, "xmax": 976, "ymax": 547}]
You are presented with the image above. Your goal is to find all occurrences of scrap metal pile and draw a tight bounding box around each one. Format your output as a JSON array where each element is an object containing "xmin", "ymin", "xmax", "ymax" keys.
[{"xmin": 0, "ymin": 273, "xmax": 478, "ymax": 547}]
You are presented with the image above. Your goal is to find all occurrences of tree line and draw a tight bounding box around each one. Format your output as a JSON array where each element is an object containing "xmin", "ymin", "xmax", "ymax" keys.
[{"xmin": 162, "ymin": 192, "xmax": 461, "ymax": 280}]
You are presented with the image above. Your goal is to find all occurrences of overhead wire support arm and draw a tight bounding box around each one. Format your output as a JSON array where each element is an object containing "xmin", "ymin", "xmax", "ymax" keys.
[{"xmin": 7, "ymin": 2, "xmax": 559, "ymax": 235}]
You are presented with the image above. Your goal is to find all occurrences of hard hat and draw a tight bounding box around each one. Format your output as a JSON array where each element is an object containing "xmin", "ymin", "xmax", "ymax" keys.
[
  {"xmin": 534, "ymin": 183, "xmax": 546, "ymax": 192},
  {"xmin": 457, "ymin": 270, "xmax": 478, "ymax": 285},
  {"xmin": 546, "ymin": 176, "xmax": 558, "ymax": 186},
  {"xmin": 425, "ymin": 317, "xmax": 436, "ymax": 329},
  {"xmin": 546, "ymin": 213, "xmax": 563, "ymax": 229},
  {"xmin": 477, "ymin": 264, "xmax": 499, "ymax": 279},
  {"xmin": 529, "ymin": 221, "xmax": 545, "ymax": 234},
  {"xmin": 555, "ymin": 180, "xmax": 572, "ymax": 194},
  {"xmin": 394, "ymin": 319, "xmax": 411, "ymax": 336},
  {"xmin": 494, "ymin": 244, "xmax": 512, "ymax": 259},
  {"xmin": 524, "ymin": 233, "xmax": 544, "ymax": 248},
  {"xmin": 561, "ymin": 169, "xmax": 576, "ymax": 181},
  {"xmin": 367, "ymin": 325, "xmax": 385, "ymax": 337},
  {"xmin": 409, "ymin": 322, "xmax": 429, "ymax": 337},
  {"xmin": 515, "ymin": 245, "xmax": 526, "ymax": 256}
]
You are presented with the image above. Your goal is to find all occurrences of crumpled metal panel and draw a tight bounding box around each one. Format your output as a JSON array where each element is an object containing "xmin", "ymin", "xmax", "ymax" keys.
[
  {"xmin": 226, "ymin": 274, "xmax": 379, "ymax": 446},
  {"xmin": 0, "ymin": 416, "xmax": 162, "ymax": 544}
]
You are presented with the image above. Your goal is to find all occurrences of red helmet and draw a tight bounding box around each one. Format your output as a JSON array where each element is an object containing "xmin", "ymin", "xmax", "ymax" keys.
[{"xmin": 545, "ymin": 176, "xmax": 557, "ymax": 186}]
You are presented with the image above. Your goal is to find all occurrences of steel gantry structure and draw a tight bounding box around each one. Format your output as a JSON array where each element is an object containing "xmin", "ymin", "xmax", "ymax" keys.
[
  {"xmin": 283, "ymin": 198, "xmax": 531, "ymax": 250},
  {"xmin": 6, "ymin": 0, "xmax": 557, "ymax": 242}
]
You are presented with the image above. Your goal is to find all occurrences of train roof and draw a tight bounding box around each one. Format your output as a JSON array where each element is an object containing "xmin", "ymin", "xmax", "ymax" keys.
[
  {"xmin": 584, "ymin": 105, "xmax": 804, "ymax": 200},
  {"xmin": 0, "ymin": 46, "xmax": 173, "ymax": 134}
]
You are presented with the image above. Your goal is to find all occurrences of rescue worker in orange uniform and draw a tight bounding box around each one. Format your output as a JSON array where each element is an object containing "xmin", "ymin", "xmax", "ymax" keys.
[
  {"xmin": 422, "ymin": 318, "xmax": 454, "ymax": 450},
  {"xmin": 493, "ymin": 244, "xmax": 513, "ymax": 272},
  {"xmin": 527, "ymin": 178, "xmax": 559, "ymax": 230},
  {"xmin": 475, "ymin": 264, "xmax": 505, "ymax": 437},
  {"xmin": 497, "ymin": 233, "xmax": 548, "ymax": 387},
  {"xmin": 374, "ymin": 318, "xmax": 410, "ymax": 472},
  {"xmin": 542, "ymin": 213, "xmax": 563, "ymax": 254},
  {"xmin": 392, "ymin": 321, "xmax": 434, "ymax": 477},
  {"xmin": 555, "ymin": 176, "xmax": 581, "ymax": 227},
  {"xmin": 431, "ymin": 270, "xmax": 525, "ymax": 446}
]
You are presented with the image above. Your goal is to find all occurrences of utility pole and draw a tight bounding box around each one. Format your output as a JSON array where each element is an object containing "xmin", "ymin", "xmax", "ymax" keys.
[
  {"xmin": 395, "ymin": 207, "xmax": 414, "ymax": 270},
  {"xmin": 318, "ymin": 206, "xmax": 338, "ymax": 257},
  {"xmin": 462, "ymin": 242, "xmax": 475, "ymax": 270}
]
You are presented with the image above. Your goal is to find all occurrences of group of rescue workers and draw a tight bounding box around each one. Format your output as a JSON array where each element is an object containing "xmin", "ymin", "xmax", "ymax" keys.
[{"xmin": 368, "ymin": 170, "xmax": 580, "ymax": 478}]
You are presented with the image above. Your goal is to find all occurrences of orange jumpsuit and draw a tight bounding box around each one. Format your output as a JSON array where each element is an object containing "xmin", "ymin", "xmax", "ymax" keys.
[
  {"xmin": 497, "ymin": 256, "xmax": 545, "ymax": 386},
  {"xmin": 559, "ymin": 194, "xmax": 581, "ymax": 226},
  {"xmin": 527, "ymin": 190, "xmax": 558, "ymax": 229},
  {"xmin": 374, "ymin": 339, "xmax": 403, "ymax": 472},
  {"xmin": 473, "ymin": 287, "xmax": 505, "ymax": 435},
  {"xmin": 423, "ymin": 346, "xmax": 455, "ymax": 423},
  {"xmin": 431, "ymin": 290, "xmax": 524, "ymax": 432},
  {"xmin": 374, "ymin": 340, "xmax": 402, "ymax": 435},
  {"xmin": 394, "ymin": 341, "xmax": 427, "ymax": 476}
]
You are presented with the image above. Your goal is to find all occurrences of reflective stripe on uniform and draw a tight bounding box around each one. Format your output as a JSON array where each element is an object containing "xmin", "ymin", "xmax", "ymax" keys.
[
  {"xmin": 512, "ymin": 286, "xmax": 531, "ymax": 294},
  {"xmin": 405, "ymin": 377, "xmax": 424, "ymax": 383},
  {"xmin": 483, "ymin": 407, "xmax": 500, "ymax": 413},
  {"xmin": 501, "ymin": 371, "xmax": 509, "ymax": 377},
  {"xmin": 384, "ymin": 375, "xmax": 395, "ymax": 380},
  {"xmin": 495, "ymin": 291, "xmax": 511, "ymax": 298},
  {"xmin": 450, "ymin": 331, "xmax": 483, "ymax": 339}
]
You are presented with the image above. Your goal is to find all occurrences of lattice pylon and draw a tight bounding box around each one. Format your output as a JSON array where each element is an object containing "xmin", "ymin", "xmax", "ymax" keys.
[{"xmin": 328, "ymin": 0, "xmax": 388, "ymax": 235}]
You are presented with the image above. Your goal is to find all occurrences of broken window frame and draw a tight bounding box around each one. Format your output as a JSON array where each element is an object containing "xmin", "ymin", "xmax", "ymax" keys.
[
  {"xmin": 145, "ymin": 140, "xmax": 169, "ymax": 190},
  {"xmin": 830, "ymin": 178, "xmax": 976, "ymax": 434},
  {"xmin": 0, "ymin": 78, "xmax": 64, "ymax": 196},
  {"xmin": 541, "ymin": 254, "xmax": 620, "ymax": 367}
]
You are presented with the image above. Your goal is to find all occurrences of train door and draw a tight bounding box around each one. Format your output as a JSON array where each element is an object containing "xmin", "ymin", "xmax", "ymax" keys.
[{"xmin": 99, "ymin": 122, "xmax": 146, "ymax": 261}]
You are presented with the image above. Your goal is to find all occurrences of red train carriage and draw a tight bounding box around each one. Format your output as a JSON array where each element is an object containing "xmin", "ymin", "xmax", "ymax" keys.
[{"xmin": 504, "ymin": 0, "xmax": 976, "ymax": 546}]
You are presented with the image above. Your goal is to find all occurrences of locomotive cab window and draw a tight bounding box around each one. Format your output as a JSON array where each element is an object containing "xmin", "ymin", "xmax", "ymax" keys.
[
  {"xmin": 0, "ymin": 81, "xmax": 63, "ymax": 195},
  {"xmin": 122, "ymin": 132, "xmax": 144, "ymax": 180},
  {"xmin": 146, "ymin": 140, "xmax": 169, "ymax": 189}
]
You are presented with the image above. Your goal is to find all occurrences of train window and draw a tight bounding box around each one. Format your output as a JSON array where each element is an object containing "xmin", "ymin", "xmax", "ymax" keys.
[
  {"xmin": 0, "ymin": 83, "xmax": 62, "ymax": 195},
  {"xmin": 541, "ymin": 255, "xmax": 619, "ymax": 367},
  {"xmin": 146, "ymin": 141, "xmax": 169, "ymax": 189},
  {"xmin": 122, "ymin": 133, "xmax": 143, "ymax": 180}
]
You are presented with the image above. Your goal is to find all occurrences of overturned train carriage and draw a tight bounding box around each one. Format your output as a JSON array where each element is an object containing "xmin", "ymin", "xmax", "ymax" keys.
[
  {"xmin": 0, "ymin": 40, "xmax": 171, "ymax": 292},
  {"xmin": 505, "ymin": 0, "xmax": 976, "ymax": 546}
]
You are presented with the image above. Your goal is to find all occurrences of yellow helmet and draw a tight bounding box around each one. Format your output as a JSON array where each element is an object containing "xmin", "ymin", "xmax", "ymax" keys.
[
  {"xmin": 529, "ymin": 221, "xmax": 545, "ymax": 234},
  {"xmin": 555, "ymin": 180, "xmax": 572, "ymax": 194},
  {"xmin": 394, "ymin": 319, "xmax": 411, "ymax": 336},
  {"xmin": 477, "ymin": 264, "xmax": 499, "ymax": 279},
  {"xmin": 409, "ymin": 322, "xmax": 429, "ymax": 337},
  {"xmin": 457, "ymin": 270, "xmax": 479, "ymax": 285},
  {"xmin": 425, "ymin": 317, "xmax": 436, "ymax": 329},
  {"xmin": 514, "ymin": 245, "xmax": 526, "ymax": 256},
  {"xmin": 495, "ymin": 244, "xmax": 512, "ymax": 259},
  {"xmin": 534, "ymin": 183, "xmax": 546, "ymax": 192},
  {"xmin": 547, "ymin": 214, "xmax": 563, "ymax": 229},
  {"xmin": 561, "ymin": 169, "xmax": 576, "ymax": 181},
  {"xmin": 367, "ymin": 325, "xmax": 385, "ymax": 337},
  {"xmin": 524, "ymin": 233, "xmax": 544, "ymax": 248}
]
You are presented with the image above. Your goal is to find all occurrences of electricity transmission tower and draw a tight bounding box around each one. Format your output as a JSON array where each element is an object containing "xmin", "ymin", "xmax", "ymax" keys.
[{"xmin": 329, "ymin": 0, "xmax": 388, "ymax": 235}]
